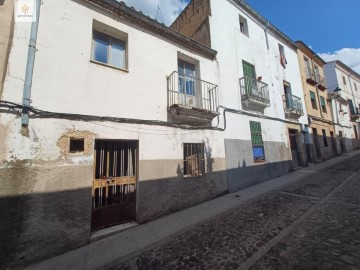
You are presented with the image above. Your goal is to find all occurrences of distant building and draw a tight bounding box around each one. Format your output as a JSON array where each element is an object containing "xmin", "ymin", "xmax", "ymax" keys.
[
  {"xmin": 295, "ymin": 41, "xmax": 336, "ymax": 162},
  {"xmin": 324, "ymin": 60, "xmax": 360, "ymax": 151}
]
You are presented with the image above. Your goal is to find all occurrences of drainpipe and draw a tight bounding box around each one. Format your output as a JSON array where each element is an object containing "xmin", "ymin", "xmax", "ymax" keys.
[
  {"xmin": 21, "ymin": 0, "xmax": 41, "ymax": 127},
  {"xmin": 264, "ymin": 21, "xmax": 270, "ymax": 50}
]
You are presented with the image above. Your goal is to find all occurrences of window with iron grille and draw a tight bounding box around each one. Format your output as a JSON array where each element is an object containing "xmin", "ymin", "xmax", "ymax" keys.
[
  {"xmin": 184, "ymin": 143, "xmax": 205, "ymax": 177},
  {"xmin": 250, "ymin": 121, "xmax": 266, "ymax": 163}
]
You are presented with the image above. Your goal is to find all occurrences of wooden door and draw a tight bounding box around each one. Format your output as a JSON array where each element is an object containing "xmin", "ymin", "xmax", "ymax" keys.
[{"xmin": 289, "ymin": 129, "xmax": 300, "ymax": 168}]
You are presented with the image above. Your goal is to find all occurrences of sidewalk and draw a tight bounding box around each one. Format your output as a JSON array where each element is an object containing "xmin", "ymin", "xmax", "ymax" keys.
[{"xmin": 26, "ymin": 150, "xmax": 360, "ymax": 270}]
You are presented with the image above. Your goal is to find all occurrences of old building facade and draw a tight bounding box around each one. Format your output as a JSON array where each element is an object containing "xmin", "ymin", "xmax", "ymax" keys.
[
  {"xmin": 0, "ymin": 0, "xmax": 228, "ymax": 267},
  {"xmin": 172, "ymin": 0, "xmax": 308, "ymax": 192},
  {"xmin": 295, "ymin": 41, "xmax": 336, "ymax": 162},
  {"xmin": 324, "ymin": 60, "xmax": 360, "ymax": 151},
  {"xmin": 0, "ymin": 0, "xmax": 357, "ymax": 268}
]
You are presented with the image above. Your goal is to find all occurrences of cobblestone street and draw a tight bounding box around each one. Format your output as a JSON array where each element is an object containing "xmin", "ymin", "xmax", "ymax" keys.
[{"xmin": 114, "ymin": 154, "xmax": 360, "ymax": 270}]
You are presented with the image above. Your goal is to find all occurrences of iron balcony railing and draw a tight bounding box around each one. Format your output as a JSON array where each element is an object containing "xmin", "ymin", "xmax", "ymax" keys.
[
  {"xmin": 167, "ymin": 71, "xmax": 219, "ymax": 113},
  {"xmin": 315, "ymin": 73, "xmax": 327, "ymax": 88},
  {"xmin": 350, "ymin": 107, "xmax": 360, "ymax": 116},
  {"xmin": 305, "ymin": 67, "xmax": 316, "ymax": 82},
  {"xmin": 283, "ymin": 94, "xmax": 303, "ymax": 115},
  {"xmin": 240, "ymin": 76, "xmax": 270, "ymax": 105}
]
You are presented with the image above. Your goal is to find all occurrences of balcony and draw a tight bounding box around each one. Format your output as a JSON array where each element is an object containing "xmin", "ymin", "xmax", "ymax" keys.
[
  {"xmin": 350, "ymin": 108, "xmax": 360, "ymax": 121},
  {"xmin": 167, "ymin": 71, "xmax": 219, "ymax": 126},
  {"xmin": 283, "ymin": 94, "xmax": 304, "ymax": 119},
  {"xmin": 305, "ymin": 67, "xmax": 317, "ymax": 85},
  {"xmin": 240, "ymin": 76, "xmax": 270, "ymax": 110},
  {"xmin": 316, "ymin": 74, "xmax": 327, "ymax": 90}
]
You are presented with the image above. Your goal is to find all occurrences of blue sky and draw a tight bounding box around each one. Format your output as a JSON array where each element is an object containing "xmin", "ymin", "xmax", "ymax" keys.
[{"xmin": 123, "ymin": 0, "xmax": 360, "ymax": 72}]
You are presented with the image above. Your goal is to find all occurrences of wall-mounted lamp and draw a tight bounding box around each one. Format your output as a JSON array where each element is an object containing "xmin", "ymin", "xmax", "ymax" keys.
[{"xmin": 334, "ymin": 87, "xmax": 342, "ymax": 95}]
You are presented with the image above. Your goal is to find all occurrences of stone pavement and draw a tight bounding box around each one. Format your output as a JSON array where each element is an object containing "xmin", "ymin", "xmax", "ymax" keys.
[{"xmin": 26, "ymin": 151, "xmax": 360, "ymax": 270}]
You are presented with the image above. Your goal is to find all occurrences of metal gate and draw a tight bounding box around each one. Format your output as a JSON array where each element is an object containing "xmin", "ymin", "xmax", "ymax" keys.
[{"xmin": 91, "ymin": 140, "xmax": 137, "ymax": 231}]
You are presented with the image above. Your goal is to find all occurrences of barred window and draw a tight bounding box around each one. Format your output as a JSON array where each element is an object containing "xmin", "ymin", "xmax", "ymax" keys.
[
  {"xmin": 250, "ymin": 121, "xmax": 266, "ymax": 163},
  {"xmin": 184, "ymin": 143, "xmax": 205, "ymax": 177}
]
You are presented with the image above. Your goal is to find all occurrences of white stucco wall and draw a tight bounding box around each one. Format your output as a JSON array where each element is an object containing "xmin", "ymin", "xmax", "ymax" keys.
[
  {"xmin": 0, "ymin": 0, "xmax": 226, "ymax": 164},
  {"xmin": 209, "ymin": 0, "xmax": 307, "ymax": 146}
]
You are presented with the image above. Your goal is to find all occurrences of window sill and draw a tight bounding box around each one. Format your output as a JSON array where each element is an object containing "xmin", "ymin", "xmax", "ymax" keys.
[{"xmin": 90, "ymin": 59, "xmax": 129, "ymax": 73}]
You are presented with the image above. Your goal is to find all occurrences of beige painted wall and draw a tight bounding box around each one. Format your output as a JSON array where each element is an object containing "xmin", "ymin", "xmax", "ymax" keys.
[{"xmin": 297, "ymin": 49, "xmax": 333, "ymax": 122}]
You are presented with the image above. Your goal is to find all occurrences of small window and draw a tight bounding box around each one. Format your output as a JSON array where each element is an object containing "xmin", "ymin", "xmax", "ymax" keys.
[
  {"xmin": 250, "ymin": 121, "xmax": 266, "ymax": 163},
  {"xmin": 355, "ymin": 83, "xmax": 358, "ymax": 91},
  {"xmin": 320, "ymin": 96, "xmax": 327, "ymax": 113},
  {"xmin": 279, "ymin": 44, "xmax": 287, "ymax": 68},
  {"xmin": 322, "ymin": 129, "xmax": 328, "ymax": 147},
  {"xmin": 310, "ymin": 91, "xmax": 317, "ymax": 109},
  {"xmin": 92, "ymin": 31, "xmax": 126, "ymax": 70},
  {"xmin": 343, "ymin": 76, "xmax": 347, "ymax": 85},
  {"xmin": 239, "ymin": 15, "xmax": 249, "ymax": 36},
  {"xmin": 184, "ymin": 143, "xmax": 205, "ymax": 177},
  {"xmin": 70, "ymin": 138, "xmax": 84, "ymax": 153}
]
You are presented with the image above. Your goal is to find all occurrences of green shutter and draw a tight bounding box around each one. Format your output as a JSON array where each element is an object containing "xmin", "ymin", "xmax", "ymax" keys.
[
  {"xmin": 250, "ymin": 121, "xmax": 266, "ymax": 162},
  {"xmin": 310, "ymin": 91, "xmax": 316, "ymax": 100},
  {"xmin": 320, "ymin": 97, "xmax": 325, "ymax": 106}
]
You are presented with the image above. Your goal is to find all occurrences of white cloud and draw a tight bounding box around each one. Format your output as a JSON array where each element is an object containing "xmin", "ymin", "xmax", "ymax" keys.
[
  {"xmin": 319, "ymin": 48, "xmax": 360, "ymax": 74},
  {"xmin": 121, "ymin": 0, "xmax": 189, "ymax": 26}
]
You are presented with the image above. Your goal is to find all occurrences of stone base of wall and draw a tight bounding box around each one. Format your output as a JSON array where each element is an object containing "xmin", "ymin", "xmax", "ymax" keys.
[
  {"xmin": 137, "ymin": 158, "xmax": 228, "ymax": 223},
  {"xmin": 0, "ymin": 164, "xmax": 93, "ymax": 269},
  {"xmin": 225, "ymin": 139, "xmax": 292, "ymax": 192}
]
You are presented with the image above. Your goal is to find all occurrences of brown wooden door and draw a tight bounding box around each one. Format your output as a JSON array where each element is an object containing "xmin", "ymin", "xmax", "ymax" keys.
[
  {"xmin": 289, "ymin": 129, "xmax": 300, "ymax": 168},
  {"xmin": 91, "ymin": 140, "xmax": 137, "ymax": 231}
]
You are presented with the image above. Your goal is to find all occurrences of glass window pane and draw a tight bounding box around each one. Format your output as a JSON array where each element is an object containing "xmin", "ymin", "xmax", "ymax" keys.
[
  {"xmin": 93, "ymin": 32, "xmax": 109, "ymax": 64},
  {"xmin": 111, "ymin": 39, "xmax": 126, "ymax": 69}
]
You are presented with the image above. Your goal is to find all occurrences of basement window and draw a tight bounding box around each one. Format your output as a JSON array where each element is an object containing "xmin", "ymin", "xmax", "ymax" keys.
[
  {"xmin": 239, "ymin": 15, "xmax": 249, "ymax": 37},
  {"xmin": 70, "ymin": 138, "xmax": 85, "ymax": 153},
  {"xmin": 184, "ymin": 143, "xmax": 205, "ymax": 177}
]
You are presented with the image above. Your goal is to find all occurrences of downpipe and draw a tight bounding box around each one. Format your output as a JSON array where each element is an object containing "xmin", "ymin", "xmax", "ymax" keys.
[{"xmin": 21, "ymin": 0, "xmax": 41, "ymax": 128}]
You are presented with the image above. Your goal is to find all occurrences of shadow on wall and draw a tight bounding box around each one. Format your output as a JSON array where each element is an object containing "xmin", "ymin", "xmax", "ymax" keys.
[
  {"xmin": 227, "ymin": 159, "xmax": 293, "ymax": 193},
  {"xmin": 310, "ymin": 134, "xmax": 359, "ymax": 162},
  {"xmin": 0, "ymin": 161, "xmax": 226, "ymax": 269},
  {"xmin": 0, "ymin": 159, "xmax": 302, "ymax": 269}
]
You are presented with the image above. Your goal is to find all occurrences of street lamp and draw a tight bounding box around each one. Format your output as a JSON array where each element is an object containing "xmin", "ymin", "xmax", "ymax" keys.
[{"xmin": 334, "ymin": 87, "xmax": 342, "ymax": 95}]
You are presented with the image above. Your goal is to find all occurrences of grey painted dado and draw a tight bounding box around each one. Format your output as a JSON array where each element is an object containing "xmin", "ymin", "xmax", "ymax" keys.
[{"xmin": 225, "ymin": 139, "xmax": 292, "ymax": 192}]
